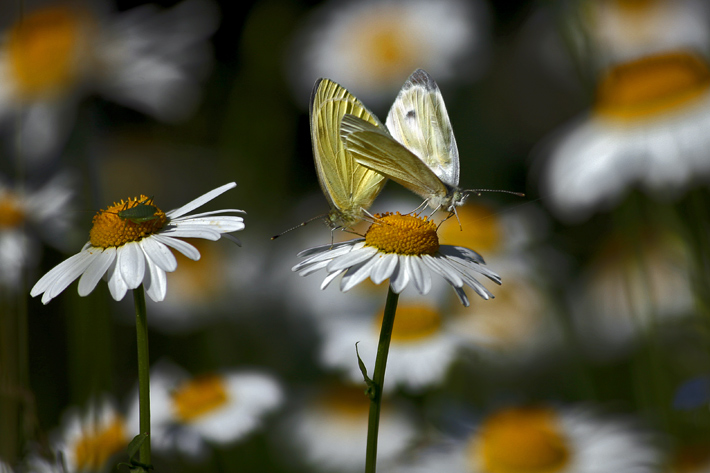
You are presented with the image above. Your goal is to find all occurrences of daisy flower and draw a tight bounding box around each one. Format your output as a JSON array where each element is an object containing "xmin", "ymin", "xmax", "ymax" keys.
[
  {"xmin": 320, "ymin": 296, "xmax": 463, "ymax": 393},
  {"xmin": 394, "ymin": 405, "xmax": 662, "ymax": 473},
  {"xmin": 563, "ymin": 0, "xmax": 710, "ymax": 71},
  {"xmin": 541, "ymin": 50, "xmax": 710, "ymax": 222},
  {"xmin": 571, "ymin": 227, "xmax": 693, "ymax": 359},
  {"xmin": 0, "ymin": 461, "xmax": 12, "ymax": 473},
  {"xmin": 52, "ymin": 398, "xmax": 129, "ymax": 473},
  {"xmin": 278, "ymin": 383, "xmax": 417, "ymax": 472},
  {"xmin": 130, "ymin": 362, "xmax": 283, "ymax": 457},
  {"xmin": 0, "ymin": 173, "xmax": 73, "ymax": 290},
  {"xmin": 0, "ymin": 0, "xmax": 217, "ymax": 161},
  {"xmin": 30, "ymin": 182, "xmax": 244, "ymax": 304},
  {"xmin": 287, "ymin": 0, "xmax": 488, "ymax": 108},
  {"xmin": 292, "ymin": 212, "xmax": 500, "ymax": 307}
]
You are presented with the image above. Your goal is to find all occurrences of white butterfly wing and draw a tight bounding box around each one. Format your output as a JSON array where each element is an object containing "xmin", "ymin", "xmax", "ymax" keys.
[
  {"xmin": 385, "ymin": 69, "xmax": 460, "ymax": 188},
  {"xmin": 310, "ymin": 78, "xmax": 387, "ymax": 227},
  {"xmin": 340, "ymin": 114, "xmax": 449, "ymax": 203}
]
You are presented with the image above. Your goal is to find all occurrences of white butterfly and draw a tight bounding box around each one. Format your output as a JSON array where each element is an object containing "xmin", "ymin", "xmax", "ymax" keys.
[{"xmin": 340, "ymin": 69, "xmax": 467, "ymax": 213}]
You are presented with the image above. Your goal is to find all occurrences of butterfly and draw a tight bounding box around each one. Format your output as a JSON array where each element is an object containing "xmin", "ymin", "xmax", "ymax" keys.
[
  {"xmin": 340, "ymin": 69, "xmax": 468, "ymax": 214},
  {"xmin": 310, "ymin": 77, "xmax": 388, "ymax": 229}
]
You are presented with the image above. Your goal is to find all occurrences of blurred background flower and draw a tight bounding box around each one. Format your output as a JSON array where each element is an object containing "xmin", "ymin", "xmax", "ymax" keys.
[{"xmin": 4, "ymin": 0, "xmax": 710, "ymax": 471}]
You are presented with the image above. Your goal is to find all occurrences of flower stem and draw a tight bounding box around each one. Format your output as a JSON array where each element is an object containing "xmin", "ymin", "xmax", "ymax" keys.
[
  {"xmin": 133, "ymin": 285, "xmax": 152, "ymax": 469},
  {"xmin": 364, "ymin": 286, "xmax": 400, "ymax": 473}
]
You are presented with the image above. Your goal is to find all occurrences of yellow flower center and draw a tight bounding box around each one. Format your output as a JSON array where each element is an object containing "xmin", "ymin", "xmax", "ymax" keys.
[
  {"xmin": 73, "ymin": 418, "xmax": 127, "ymax": 471},
  {"xmin": 375, "ymin": 304, "xmax": 442, "ymax": 342},
  {"xmin": 359, "ymin": 10, "xmax": 418, "ymax": 85},
  {"xmin": 471, "ymin": 406, "xmax": 571, "ymax": 473},
  {"xmin": 7, "ymin": 6, "xmax": 89, "ymax": 99},
  {"xmin": 89, "ymin": 195, "xmax": 167, "ymax": 249},
  {"xmin": 594, "ymin": 51, "xmax": 710, "ymax": 121},
  {"xmin": 172, "ymin": 374, "xmax": 230, "ymax": 423},
  {"xmin": 365, "ymin": 213, "xmax": 439, "ymax": 255},
  {"xmin": 439, "ymin": 204, "xmax": 501, "ymax": 254},
  {"xmin": 320, "ymin": 385, "xmax": 371, "ymax": 418},
  {"xmin": 0, "ymin": 194, "xmax": 25, "ymax": 228}
]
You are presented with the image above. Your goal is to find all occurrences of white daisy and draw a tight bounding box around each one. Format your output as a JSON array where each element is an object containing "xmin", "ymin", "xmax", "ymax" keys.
[
  {"xmin": 278, "ymin": 383, "xmax": 417, "ymax": 472},
  {"xmin": 320, "ymin": 297, "xmax": 462, "ymax": 393},
  {"xmin": 0, "ymin": 461, "xmax": 13, "ymax": 473},
  {"xmin": 541, "ymin": 50, "xmax": 710, "ymax": 222},
  {"xmin": 293, "ymin": 212, "xmax": 501, "ymax": 307},
  {"xmin": 0, "ymin": 0, "xmax": 217, "ymax": 160},
  {"xmin": 52, "ymin": 397, "xmax": 129, "ymax": 473},
  {"xmin": 288, "ymin": 0, "xmax": 488, "ymax": 108},
  {"xmin": 0, "ymin": 173, "xmax": 73, "ymax": 290},
  {"xmin": 30, "ymin": 182, "xmax": 244, "ymax": 304},
  {"xmin": 130, "ymin": 361, "xmax": 283, "ymax": 458},
  {"xmin": 394, "ymin": 404, "xmax": 662, "ymax": 473},
  {"xmin": 563, "ymin": 0, "xmax": 710, "ymax": 71},
  {"xmin": 571, "ymin": 227, "xmax": 694, "ymax": 359}
]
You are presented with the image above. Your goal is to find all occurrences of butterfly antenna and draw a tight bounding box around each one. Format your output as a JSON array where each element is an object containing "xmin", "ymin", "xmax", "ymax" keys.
[
  {"xmin": 271, "ymin": 214, "xmax": 327, "ymax": 240},
  {"xmin": 465, "ymin": 188, "xmax": 526, "ymax": 198}
]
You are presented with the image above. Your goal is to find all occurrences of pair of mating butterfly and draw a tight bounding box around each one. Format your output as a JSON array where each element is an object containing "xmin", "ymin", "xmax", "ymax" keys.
[{"xmin": 311, "ymin": 68, "xmax": 494, "ymax": 231}]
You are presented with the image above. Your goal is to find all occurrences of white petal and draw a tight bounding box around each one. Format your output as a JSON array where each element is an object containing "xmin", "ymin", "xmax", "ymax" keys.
[
  {"xmin": 140, "ymin": 237, "xmax": 177, "ymax": 272},
  {"xmin": 297, "ymin": 240, "xmax": 362, "ymax": 258},
  {"xmin": 295, "ymin": 259, "xmax": 330, "ymax": 276},
  {"xmin": 408, "ymin": 257, "xmax": 432, "ymax": 294},
  {"xmin": 118, "ymin": 243, "xmax": 146, "ymax": 289},
  {"xmin": 293, "ymin": 245, "xmax": 356, "ymax": 271},
  {"xmin": 370, "ymin": 253, "xmax": 398, "ymax": 285},
  {"xmin": 77, "ymin": 247, "xmax": 117, "ymax": 296},
  {"xmin": 321, "ymin": 270, "xmax": 343, "ymax": 289},
  {"xmin": 160, "ymin": 226, "xmax": 221, "ymax": 241},
  {"xmin": 108, "ymin": 261, "xmax": 129, "ymax": 301},
  {"xmin": 327, "ymin": 246, "xmax": 378, "ymax": 272},
  {"xmin": 166, "ymin": 183, "xmax": 236, "ymax": 219},
  {"xmin": 170, "ymin": 216, "xmax": 245, "ymax": 233},
  {"xmin": 152, "ymin": 234, "xmax": 200, "ymax": 261},
  {"xmin": 421, "ymin": 254, "xmax": 464, "ymax": 287},
  {"xmin": 389, "ymin": 256, "xmax": 410, "ymax": 293},
  {"xmin": 340, "ymin": 256, "xmax": 378, "ymax": 292},
  {"xmin": 32, "ymin": 248, "xmax": 96, "ymax": 304},
  {"xmin": 143, "ymin": 253, "xmax": 168, "ymax": 302}
]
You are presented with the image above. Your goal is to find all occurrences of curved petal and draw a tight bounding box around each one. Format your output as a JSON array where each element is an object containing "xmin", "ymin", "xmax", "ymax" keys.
[
  {"xmin": 78, "ymin": 247, "xmax": 117, "ymax": 296},
  {"xmin": 152, "ymin": 234, "xmax": 200, "ymax": 261},
  {"xmin": 140, "ymin": 236, "xmax": 177, "ymax": 272},
  {"xmin": 108, "ymin": 261, "xmax": 129, "ymax": 301},
  {"xmin": 159, "ymin": 226, "xmax": 221, "ymax": 241},
  {"xmin": 327, "ymin": 246, "xmax": 378, "ymax": 272},
  {"xmin": 143, "ymin": 253, "xmax": 168, "ymax": 302},
  {"xmin": 166, "ymin": 183, "xmax": 236, "ymax": 219},
  {"xmin": 389, "ymin": 256, "xmax": 410, "ymax": 294},
  {"xmin": 31, "ymin": 248, "xmax": 96, "ymax": 304},
  {"xmin": 118, "ymin": 242, "xmax": 145, "ymax": 289},
  {"xmin": 370, "ymin": 253, "xmax": 398, "ymax": 285},
  {"xmin": 170, "ymin": 216, "xmax": 245, "ymax": 233},
  {"xmin": 340, "ymin": 256, "xmax": 378, "ymax": 292}
]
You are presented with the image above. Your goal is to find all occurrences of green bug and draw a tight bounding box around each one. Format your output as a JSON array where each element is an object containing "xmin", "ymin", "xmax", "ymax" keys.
[{"xmin": 105, "ymin": 196, "xmax": 163, "ymax": 233}]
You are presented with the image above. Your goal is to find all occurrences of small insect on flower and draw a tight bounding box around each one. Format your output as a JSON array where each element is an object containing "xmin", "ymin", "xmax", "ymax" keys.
[{"xmin": 31, "ymin": 182, "xmax": 244, "ymax": 304}]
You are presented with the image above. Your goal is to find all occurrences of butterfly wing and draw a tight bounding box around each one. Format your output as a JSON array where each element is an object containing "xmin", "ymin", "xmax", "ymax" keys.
[
  {"xmin": 340, "ymin": 114, "xmax": 449, "ymax": 203},
  {"xmin": 386, "ymin": 69, "xmax": 460, "ymax": 188},
  {"xmin": 310, "ymin": 78, "xmax": 387, "ymax": 227}
]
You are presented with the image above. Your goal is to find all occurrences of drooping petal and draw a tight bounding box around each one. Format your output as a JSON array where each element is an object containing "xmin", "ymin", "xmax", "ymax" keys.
[
  {"xmin": 389, "ymin": 256, "xmax": 410, "ymax": 294},
  {"xmin": 152, "ymin": 234, "xmax": 200, "ymax": 261},
  {"xmin": 78, "ymin": 247, "xmax": 117, "ymax": 296},
  {"xmin": 108, "ymin": 260, "xmax": 129, "ymax": 301},
  {"xmin": 370, "ymin": 253, "xmax": 398, "ymax": 285},
  {"xmin": 140, "ymin": 236, "xmax": 177, "ymax": 272},
  {"xmin": 340, "ymin": 257, "xmax": 379, "ymax": 292},
  {"xmin": 328, "ymin": 246, "xmax": 378, "ymax": 272},
  {"xmin": 118, "ymin": 242, "xmax": 145, "ymax": 289},
  {"xmin": 143, "ymin": 251, "xmax": 168, "ymax": 302}
]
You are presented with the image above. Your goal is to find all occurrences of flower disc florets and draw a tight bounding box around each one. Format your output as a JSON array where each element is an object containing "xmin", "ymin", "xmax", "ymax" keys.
[
  {"xmin": 365, "ymin": 212, "xmax": 439, "ymax": 255},
  {"xmin": 89, "ymin": 195, "xmax": 167, "ymax": 248}
]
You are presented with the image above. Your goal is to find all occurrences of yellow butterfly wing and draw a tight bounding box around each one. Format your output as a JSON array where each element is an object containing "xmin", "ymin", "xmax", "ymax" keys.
[
  {"xmin": 310, "ymin": 78, "xmax": 387, "ymax": 228},
  {"xmin": 386, "ymin": 69, "xmax": 460, "ymax": 188},
  {"xmin": 340, "ymin": 114, "xmax": 449, "ymax": 203}
]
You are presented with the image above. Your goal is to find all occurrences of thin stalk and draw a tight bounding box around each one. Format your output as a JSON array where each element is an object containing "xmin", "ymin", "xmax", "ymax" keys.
[
  {"xmin": 364, "ymin": 286, "xmax": 399, "ymax": 473},
  {"xmin": 133, "ymin": 285, "xmax": 152, "ymax": 469}
]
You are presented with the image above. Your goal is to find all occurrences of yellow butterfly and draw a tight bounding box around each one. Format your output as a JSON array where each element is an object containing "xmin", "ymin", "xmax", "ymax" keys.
[
  {"xmin": 310, "ymin": 78, "xmax": 388, "ymax": 229},
  {"xmin": 340, "ymin": 69, "xmax": 467, "ymax": 213}
]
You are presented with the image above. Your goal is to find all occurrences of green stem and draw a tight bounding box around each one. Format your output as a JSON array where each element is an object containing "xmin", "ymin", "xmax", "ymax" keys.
[
  {"xmin": 364, "ymin": 286, "xmax": 399, "ymax": 473},
  {"xmin": 133, "ymin": 286, "xmax": 152, "ymax": 469}
]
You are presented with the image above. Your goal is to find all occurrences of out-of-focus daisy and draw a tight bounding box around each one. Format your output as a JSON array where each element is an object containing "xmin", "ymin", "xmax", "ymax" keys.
[
  {"xmin": 0, "ymin": 174, "xmax": 73, "ymax": 290},
  {"xmin": 0, "ymin": 0, "xmax": 217, "ymax": 160},
  {"xmin": 394, "ymin": 404, "xmax": 662, "ymax": 473},
  {"xmin": 30, "ymin": 182, "xmax": 244, "ymax": 304},
  {"xmin": 571, "ymin": 227, "xmax": 693, "ymax": 358},
  {"xmin": 288, "ymin": 0, "xmax": 488, "ymax": 107},
  {"xmin": 293, "ymin": 212, "xmax": 500, "ymax": 307},
  {"xmin": 52, "ymin": 398, "xmax": 128, "ymax": 473},
  {"xmin": 563, "ymin": 0, "xmax": 710, "ymax": 71},
  {"xmin": 22, "ymin": 456, "xmax": 64, "ymax": 473},
  {"xmin": 541, "ymin": 50, "xmax": 710, "ymax": 222},
  {"xmin": 131, "ymin": 362, "xmax": 283, "ymax": 458},
  {"xmin": 278, "ymin": 383, "xmax": 417, "ymax": 472},
  {"xmin": 320, "ymin": 294, "xmax": 462, "ymax": 393},
  {"xmin": 0, "ymin": 461, "xmax": 13, "ymax": 473}
]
